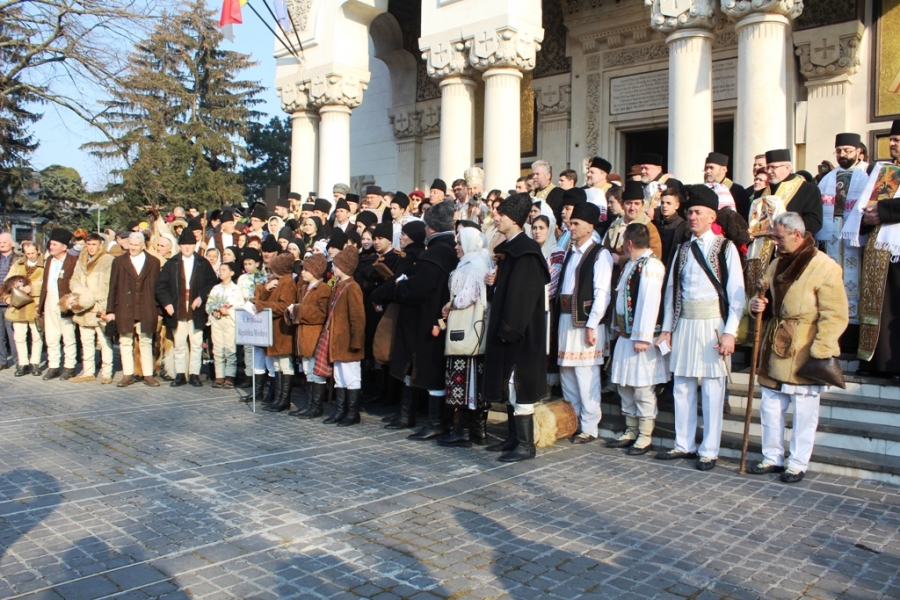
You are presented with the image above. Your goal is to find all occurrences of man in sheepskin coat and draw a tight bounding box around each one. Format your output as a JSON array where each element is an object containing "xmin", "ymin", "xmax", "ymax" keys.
[
  {"xmin": 748, "ymin": 212, "xmax": 848, "ymax": 484},
  {"xmin": 68, "ymin": 233, "xmax": 116, "ymax": 384}
]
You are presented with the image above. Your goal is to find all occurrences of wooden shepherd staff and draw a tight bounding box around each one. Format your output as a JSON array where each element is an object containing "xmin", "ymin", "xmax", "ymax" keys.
[{"xmin": 740, "ymin": 279, "xmax": 770, "ymax": 474}]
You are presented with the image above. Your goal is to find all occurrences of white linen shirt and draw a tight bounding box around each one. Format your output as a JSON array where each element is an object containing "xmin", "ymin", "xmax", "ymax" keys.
[{"xmin": 662, "ymin": 228, "xmax": 745, "ymax": 336}]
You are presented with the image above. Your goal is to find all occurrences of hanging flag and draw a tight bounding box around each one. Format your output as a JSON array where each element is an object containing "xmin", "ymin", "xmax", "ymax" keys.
[
  {"xmin": 274, "ymin": 0, "xmax": 292, "ymax": 31},
  {"xmin": 219, "ymin": 0, "xmax": 246, "ymax": 42}
]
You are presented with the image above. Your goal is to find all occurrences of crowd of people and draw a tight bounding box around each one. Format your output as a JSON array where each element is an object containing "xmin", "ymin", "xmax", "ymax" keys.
[{"xmin": 2, "ymin": 120, "xmax": 899, "ymax": 484}]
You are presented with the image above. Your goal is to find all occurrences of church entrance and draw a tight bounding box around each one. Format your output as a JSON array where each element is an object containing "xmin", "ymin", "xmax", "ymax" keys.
[{"xmin": 623, "ymin": 120, "xmax": 735, "ymax": 178}]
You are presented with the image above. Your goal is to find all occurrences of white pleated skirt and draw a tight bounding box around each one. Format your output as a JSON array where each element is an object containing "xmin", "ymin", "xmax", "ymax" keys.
[
  {"xmin": 670, "ymin": 317, "xmax": 730, "ymax": 379},
  {"xmin": 609, "ymin": 337, "xmax": 669, "ymax": 387},
  {"xmin": 557, "ymin": 314, "xmax": 605, "ymax": 367}
]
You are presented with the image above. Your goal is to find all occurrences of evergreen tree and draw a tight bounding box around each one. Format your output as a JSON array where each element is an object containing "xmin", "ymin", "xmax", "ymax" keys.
[
  {"xmin": 86, "ymin": 0, "xmax": 262, "ymax": 224},
  {"xmin": 241, "ymin": 116, "xmax": 292, "ymax": 202}
]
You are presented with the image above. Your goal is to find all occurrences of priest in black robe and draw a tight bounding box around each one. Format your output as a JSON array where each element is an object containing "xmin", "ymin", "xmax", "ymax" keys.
[{"xmin": 764, "ymin": 148, "xmax": 823, "ymax": 236}]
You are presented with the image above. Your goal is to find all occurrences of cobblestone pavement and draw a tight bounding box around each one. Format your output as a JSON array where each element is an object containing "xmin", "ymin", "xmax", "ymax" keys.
[{"xmin": 1, "ymin": 373, "xmax": 899, "ymax": 600}]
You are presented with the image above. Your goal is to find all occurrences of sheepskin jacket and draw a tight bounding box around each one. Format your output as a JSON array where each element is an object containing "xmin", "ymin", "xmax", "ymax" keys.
[
  {"xmin": 757, "ymin": 233, "xmax": 849, "ymax": 388},
  {"xmin": 70, "ymin": 245, "xmax": 115, "ymax": 328}
]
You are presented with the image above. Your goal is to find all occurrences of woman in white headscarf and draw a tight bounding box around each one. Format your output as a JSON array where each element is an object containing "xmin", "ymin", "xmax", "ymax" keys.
[{"xmin": 438, "ymin": 226, "xmax": 494, "ymax": 449}]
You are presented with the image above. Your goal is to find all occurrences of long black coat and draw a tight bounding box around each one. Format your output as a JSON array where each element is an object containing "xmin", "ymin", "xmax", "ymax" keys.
[
  {"xmin": 771, "ymin": 174, "xmax": 823, "ymax": 236},
  {"xmin": 358, "ymin": 249, "xmax": 401, "ymax": 358},
  {"xmin": 483, "ymin": 233, "xmax": 550, "ymax": 404},
  {"xmin": 155, "ymin": 253, "xmax": 219, "ymax": 333},
  {"xmin": 372, "ymin": 233, "xmax": 458, "ymax": 390}
]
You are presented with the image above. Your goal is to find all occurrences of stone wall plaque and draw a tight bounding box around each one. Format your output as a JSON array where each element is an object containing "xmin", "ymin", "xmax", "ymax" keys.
[{"xmin": 608, "ymin": 58, "xmax": 737, "ymax": 115}]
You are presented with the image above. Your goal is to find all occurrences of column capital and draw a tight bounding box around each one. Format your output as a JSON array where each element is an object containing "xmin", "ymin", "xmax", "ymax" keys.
[
  {"xmin": 793, "ymin": 21, "xmax": 864, "ymax": 82},
  {"xmin": 421, "ymin": 40, "xmax": 476, "ymax": 80},
  {"xmin": 275, "ymin": 73, "xmax": 310, "ymax": 114},
  {"xmin": 721, "ymin": 0, "xmax": 802, "ymax": 22},
  {"xmin": 307, "ymin": 72, "xmax": 368, "ymax": 109},
  {"xmin": 466, "ymin": 27, "xmax": 543, "ymax": 72},
  {"xmin": 646, "ymin": 0, "xmax": 719, "ymax": 34}
]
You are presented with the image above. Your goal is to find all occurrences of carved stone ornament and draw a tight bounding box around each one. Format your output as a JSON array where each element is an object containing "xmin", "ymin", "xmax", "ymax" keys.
[
  {"xmin": 422, "ymin": 41, "xmax": 474, "ymax": 79},
  {"xmin": 533, "ymin": 82, "xmax": 572, "ymax": 116},
  {"xmin": 720, "ymin": 0, "xmax": 803, "ymax": 21},
  {"xmin": 466, "ymin": 28, "xmax": 543, "ymax": 71},
  {"xmin": 308, "ymin": 73, "xmax": 367, "ymax": 109},
  {"xmin": 646, "ymin": 0, "xmax": 718, "ymax": 33},
  {"xmin": 276, "ymin": 79, "xmax": 309, "ymax": 113},
  {"xmin": 285, "ymin": 0, "xmax": 312, "ymax": 33},
  {"xmin": 389, "ymin": 100, "xmax": 441, "ymax": 139},
  {"xmin": 794, "ymin": 24, "xmax": 863, "ymax": 80}
]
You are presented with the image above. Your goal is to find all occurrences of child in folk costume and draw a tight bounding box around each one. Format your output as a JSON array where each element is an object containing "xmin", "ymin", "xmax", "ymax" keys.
[
  {"xmin": 206, "ymin": 262, "xmax": 244, "ymax": 389},
  {"xmin": 317, "ymin": 247, "xmax": 366, "ymax": 427},
  {"xmin": 238, "ymin": 248, "xmax": 267, "ymax": 397},
  {"xmin": 253, "ymin": 252, "xmax": 298, "ymax": 413},
  {"xmin": 285, "ymin": 254, "xmax": 332, "ymax": 419},
  {"xmin": 607, "ymin": 223, "xmax": 668, "ymax": 455}
]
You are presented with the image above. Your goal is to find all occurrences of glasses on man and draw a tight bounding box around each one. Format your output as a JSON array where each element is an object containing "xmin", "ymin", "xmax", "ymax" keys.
[
  {"xmin": 834, "ymin": 147, "xmax": 857, "ymax": 156},
  {"xmin": 766, "ymin": 163, "xmax": 789, "ymax": 172}
]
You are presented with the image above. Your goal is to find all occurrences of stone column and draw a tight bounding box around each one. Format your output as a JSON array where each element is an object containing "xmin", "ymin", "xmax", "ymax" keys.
[
  {"xmin": 389, "ymin": 99, "xmax": 441, "ymax": 192},
  {"xmin": 647, "ymin": 0, "xmax": 717, "ymax": 179},
  {"xmin": 421, "ymin": 41, "xmax": 476, "ymax": 183},
  {"xmin": 531, "ymin": 74, "xmax": 572, "ymax": 175},
  {"xmin": 792, "ymin": 22, "xmax": 864, "ymax": 172},
  {"xmin": 307, "ymin": 72, "xmax": 367, "ymax": 199},
  {"xmin": 468, "ymin": 27, "xmax": 542, "ymax": 193},
  {"xmin": 276, "ymin": 78, "xmax": 319, "ymax": 195},
  {"xmin": 722, "ymin": 0, "xmax": 802, "ymax": 179}
]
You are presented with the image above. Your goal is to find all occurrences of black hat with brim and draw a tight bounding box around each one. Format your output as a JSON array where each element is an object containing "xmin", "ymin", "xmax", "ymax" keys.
[
  {"xmin": 686, "ymin": 184, "xmax": 719, "ymax": 212},
  {"xmin": 622, "ymin": 181, "xmax": 645, "ymax": 201}
]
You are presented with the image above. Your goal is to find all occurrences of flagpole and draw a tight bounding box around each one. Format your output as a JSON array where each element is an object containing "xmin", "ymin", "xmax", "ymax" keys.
[
  {"xmin": 244, "ymin": 1, "xmax": 299, "ymax": 60},
  {"xmin": 258, "ymin": 0, "xmax": 301, "ymax": 58},
  {"xmin": 282, "ymin": 0, "xmax": 304, "ymax": 54}
]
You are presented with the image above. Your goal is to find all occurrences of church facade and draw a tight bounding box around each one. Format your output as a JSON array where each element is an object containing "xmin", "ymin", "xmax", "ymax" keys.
[{"xmin": 273, "ymin": 0, "xmax": 896, "ymax": 196}]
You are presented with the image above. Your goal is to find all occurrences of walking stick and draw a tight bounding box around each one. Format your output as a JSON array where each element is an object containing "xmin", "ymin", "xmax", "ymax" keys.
[{"xmin": 740, "ymin": 280, "xmax": 770, "ymax": 474}]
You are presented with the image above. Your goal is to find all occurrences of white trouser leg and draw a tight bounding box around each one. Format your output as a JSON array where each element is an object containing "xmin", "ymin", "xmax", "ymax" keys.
[
  {"xmin": 252, "ymin": 346, "xmax": 267, "ymax": 374},
  {"xmin": 174, "ymin": 320, "xmax": 203, "ymax": 375},
  {"xmin": 265, "ymin": 354, "xmax": 275, "ymax": 376},
  {"xmin": 244, "ymin": 345, "xmax": 254, "ymax": 376},
  {"xmin": 560, "ymin": 366, "xmax": 581, "ymax": 421},
  {"xmin": 788, "ymin": 390, "xmax": 820, "ymax": 472},
  {"xmin": 272, "ymin": 355, "xmax": 294, "ymax": 375},
  {"xmin": 760, "ymin": 387, "xmax": 789, "ymax": 467},
  {"xmin": 334, "ymin": 361, "xmax": 361, "ymax": 389},
  {"xmin": 137, "ymin": 331, "xmax": 153, "ymax": 376},
  {"xmin": 302, "ymin": 356, "xmax": 326, "ymax": 383},
  {"xmin": 566, "ymin": 365, "xmax": 601, "ymax": 437},
  {"xmin": 508, "ymin": 374, "xmax": 534, "ymax": 416},
  {"xmin": 211, "ymin": 319, "xmax": 237, "ymax": 377},
  {"xmin": 95, "ymin": 327, "xmax": 114, "ymax": 379},
  {"xmin": 45, "ymin": 307, "xmax": 76, "ymax": 368},
  {"xmin": 79, "ymin": 325, "xmax": 98, "ymax": 376},
  {"xmin": 633, "ymin": 385, "xmax": 658, "ymax": 419},
  {"xmin": 14, "ymin": 322, "xmax": 43, "ymax": 366},
  {"xmin": 698, "ymin": 377, "xmax": 726, "ymax": 459},
  {"xmin": 119, "ymin": 332, "xmax": 136, "ymax": 375},
  {"xmin": 673, "ymin": 376, "xmax": 699, "ymax": 454},
  {"xmin": 618, "ymin": 385, "xmax": 637, "ymax": 418}
]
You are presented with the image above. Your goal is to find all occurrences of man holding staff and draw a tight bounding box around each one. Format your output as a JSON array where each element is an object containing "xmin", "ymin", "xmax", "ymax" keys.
[{"xmin": 748, "ymin": 212, "xmax": 848, "ymax": 483}]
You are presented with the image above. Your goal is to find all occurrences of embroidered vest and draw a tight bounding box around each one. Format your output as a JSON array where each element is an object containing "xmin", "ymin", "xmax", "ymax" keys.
[
  {"xmin": 557, "ymin": 241, "xmax": 605, "ymax": 327},
  {"xmin": 620, "ymin": 256, "xmax": 662, "ymax": 338},
  {"xmin": 671, "ymin": 236, "xmax": 731, "ymax": 331}
]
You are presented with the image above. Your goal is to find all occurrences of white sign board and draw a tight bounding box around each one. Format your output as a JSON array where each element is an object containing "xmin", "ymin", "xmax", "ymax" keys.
[
  {"xmin": 235, "ymin": 308, "xmax": 273, "ymax": 347},
  {"xmin": 609, "ymin": 58, "xmax": 738, "ymax": 115}
]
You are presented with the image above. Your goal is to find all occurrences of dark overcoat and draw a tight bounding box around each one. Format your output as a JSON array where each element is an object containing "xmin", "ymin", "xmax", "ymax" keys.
[
  {"xmin": 770, "ymin": 174, "xmax": 824, "ymax": 236},
  {"xmin": 372, "ymin": 233, "xmax": 458, "ymax": 390},
  {"xmin": 155, "ymin": 253, "xmax": 219, "ymax": 333},
  {"xmin": 357, "ymin": 250, "xmax": 401, "ymax": 358},
  {"xmin": 106, "ymin": 252, "xmax": 161, "ymax": 335},
  {"xmin": 483, "ymin": 233, "xmax": 551, "ymax": 404}
]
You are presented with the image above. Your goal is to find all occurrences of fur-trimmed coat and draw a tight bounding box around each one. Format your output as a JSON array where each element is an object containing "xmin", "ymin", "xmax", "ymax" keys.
[
  {"xmin": 69, "ymin": 245, "xmax": 115, "ymax": 328},
  {"xmin": 4, "ymin": 255, "xmax": 44, "ymax": 322},
  {"xmin": 757, "ymin": 233, "xmax": 848, "ymax": 388}
]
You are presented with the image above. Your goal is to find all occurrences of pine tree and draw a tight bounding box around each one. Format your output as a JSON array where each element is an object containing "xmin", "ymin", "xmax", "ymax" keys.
[
  {"xmin": 240, "ymin": 116, "xmax": 292, "ymax": 202},
  {"xmin": 86, "ymin": 0, "xmax": 262, "ymax": 224}
]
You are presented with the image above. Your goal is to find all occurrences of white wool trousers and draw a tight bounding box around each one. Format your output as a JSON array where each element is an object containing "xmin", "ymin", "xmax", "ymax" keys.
[
  {"xmin": 507, "ymin": 372, "xmax": 534, "ymax": 416},
  {"xmin": 617, "ymin": 385, "xmax": 658, "ymax": 419},
  {"xmin": 13, "ymin": 321, "xmax": 42, "ymax": 366},
  {"xmin": 560, "ymin": 365, "xmax": 602, "ymax": 437},
  {"xmin": 760, "ymin": 387, "xmax": 820, "ymax": 472},
  {"xmin": 173, "ymin": 320, "xmax": 203, "ymax": 375},
  {"xmin": 301, "ymin": 356, "xmax": 326, "ymax": 384},
  {"xmin": 120, "ymin": 328, "xmax": 153, "ymax": 377},
  {"xmin": 673, "ymin": 375, "xmax": 726, "ymax": 459},
  {"xmin": 333, "ymin": 360, "xmax": 360, "ymax": 389},
  {"xmin": 44, "ymin": 307, "xmax": 77, "ymax": 369},
  {"xmin": 271, "ymin": 355, "xmax": 294, "ymax": 375},
  {"xmin": 210, "ymin": 318, "xmax": 236, "ymax": 377},
  {"xmin": 80, "ymin": 325, "xmax": 113, "ymax": 379}
]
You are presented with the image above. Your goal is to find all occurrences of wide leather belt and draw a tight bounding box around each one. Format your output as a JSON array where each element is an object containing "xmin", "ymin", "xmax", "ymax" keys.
[{"xmin": 560, "ymin": 294, "xmax": 572, "ymax": 312}]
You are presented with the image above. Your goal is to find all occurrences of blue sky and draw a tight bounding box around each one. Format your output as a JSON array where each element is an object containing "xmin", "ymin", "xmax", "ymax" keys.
[{"xmin": 28, "ymin": 0, "xmax": 282, "ymax": 191}]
